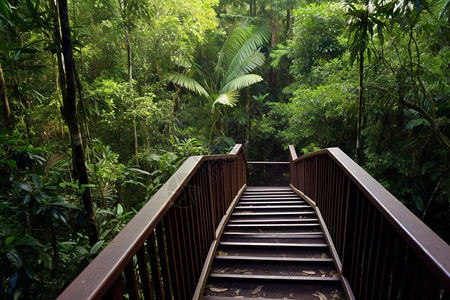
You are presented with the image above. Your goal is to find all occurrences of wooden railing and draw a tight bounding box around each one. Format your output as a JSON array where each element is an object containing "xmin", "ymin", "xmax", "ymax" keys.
[
  {"xmin": 57, "ymin": 145, "xmax": 247, "ymax": 300},
  {"xmin": 289, "ymin": 146, "xmax": 450, "ymax": 300}
]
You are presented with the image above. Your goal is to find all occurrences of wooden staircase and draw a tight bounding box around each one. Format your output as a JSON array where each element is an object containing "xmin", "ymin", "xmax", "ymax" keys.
[{"xmin": 203, "ymin": 186, "xmax": 347, "ymax": 299}]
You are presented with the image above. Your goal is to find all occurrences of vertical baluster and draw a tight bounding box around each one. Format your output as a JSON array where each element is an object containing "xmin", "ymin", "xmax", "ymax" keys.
[
  {"xmin": 136, "ymin": 245, "xmax": 153, "ymax": 300},
  {"xmin": 398, "ymin": 248, "xmax": 414, "ymax": 300},
  {"xmin": 156, "ymin": 222, "xmax": 173, "ymax": 299},
  {"xmin": 410, "ymin": 258, "xmax": 426, "ymax": 299},
  {"xmin": 147, "ymin": 230, "xmax": 164, "ymax": 299},
  {"xmin": 423, "ymin": 269, "xmax": 439, "ymax": 300},
  {"xmin": 182, "ymin": 187, "xmax": 196, "ymax": 295},
  {"xmin": 379, "ymin": 226, "xmax": 394, "ymax": 299},
  {"xmin": 357, "ymin": 199, "xmax": 371, "ymax": 299},
  {"xmin": 369, "ymin": 213, "xmax": 385, "ymax": 299},
  {"xmin": 363, "ymin": 205, "xmax": 378, "ymax": 300},
  {"xmin": 388, "ymin": 236, "xmax": 406, "ymax": 300},
  {"xmin": 208, "ymin": 161, "xmax": 217, "ymax": 235},
  {"xmin": 337, "ymin": 172, "xmax": 346, "ymax": 255},
  {"xmin": 199, "ymin": 166, "xmax": 210, "ymax": 255},
  {"xmin": 104, "ymin": 276, "xmax": 124, "ymax": 300},
  {"xmin": 341, "ymin": 178, "xmax": 352, "ymax": 269},
  {"xmin": 189, "ymin": 178, "xmax": 201, "ymax": 279},
  {"xmin": 124, "ymin": 260, "xmax": 140, "ymax": 300},
  {"xmin": 174, "ymin": 199, "xmax": 190, "ymax": 298},
  {"xmin": 350, "ymin": 189, "xmax": 362, "ymax": 289},
  {"xmin": 164, "ymin": 213, "xmax": 182, "ymax": 299}
]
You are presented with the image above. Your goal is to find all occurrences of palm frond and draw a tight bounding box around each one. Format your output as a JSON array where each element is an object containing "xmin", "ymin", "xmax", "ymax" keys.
[
  {"xmin": 166, "ymin": 72, "xmax": 209, "ymax": 97},
  {"xmin": 220, "ymin": 74, "xmax": 263, "ymax": 94},
  {"xmin": 216, "ymin": 27, "xmax": 251, "ymax": 74},
  {"xmin": 224, "ymin": 51, "xmax": 265, "ymax": 84},
  {"xmin": 212, "ymin": 90, "xmax": 239, "ymax": 108},
  {"xmin": 223, "ymin": 27, "xmax": 270, "ymax": 79}
]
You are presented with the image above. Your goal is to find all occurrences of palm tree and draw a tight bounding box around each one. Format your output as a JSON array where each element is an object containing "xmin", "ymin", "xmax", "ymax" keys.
[
  {"xmin": 167, "ymin": 26, "xmax": 270, "ymax": 144},
  {"xmin": 346, "ymin": 1, "xmax": 384, "ymax": 164}
]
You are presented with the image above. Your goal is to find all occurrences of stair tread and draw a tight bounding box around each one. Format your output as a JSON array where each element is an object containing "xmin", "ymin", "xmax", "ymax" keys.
[{"xmin": 203, "ymin": 186, "xmax": 346, "ymax": 299}]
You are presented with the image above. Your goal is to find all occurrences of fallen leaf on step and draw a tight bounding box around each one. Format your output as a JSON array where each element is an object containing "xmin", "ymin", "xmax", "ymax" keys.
[
  {"xmin": 244, "ymin": 271, "xmax": 252, "ymax": 275},
  {"xmin": 331, "ymin": 271, "xmax": 339, "ymax": 278},
  {"xmin": 234, "ymin": 268, "xmax": 249, "ymax": 273},
  {"xmin": 235, "ymin": 288, "xmax": 241, "ymax": 295},
  {"xmin": 321, "ymin": 253, "xmax": 329, "ymax": 258},
  {"xmin": 218, "ymin": 250, "xmax": 228, "ymax": 256},
  {"xmin": 210, "ymin": 286, "xmax": 228, "ymax": 293},
  {"xmin": 252, "ymin": 285, "xmax": 263, "ymax": 294},
  {"xmin": 331, "ymin": 292, "xmax": 342, "ymax": 299},
  {"xmin": 312, "ymin": 291, "xmax": 328, "ymax": 300},
  {"xmin": 302, "ymin": 270, "xmax": 316, "ymax": 275}
]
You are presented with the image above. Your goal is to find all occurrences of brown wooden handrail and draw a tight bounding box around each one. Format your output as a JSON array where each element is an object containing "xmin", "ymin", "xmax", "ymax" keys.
[
  {"xmin": 289, "ymin": 146, "xmax": 450, "ymax": 299},
  {"xmin": 57, "ymin": 144, "xmax": 247, "ymax": 300}
]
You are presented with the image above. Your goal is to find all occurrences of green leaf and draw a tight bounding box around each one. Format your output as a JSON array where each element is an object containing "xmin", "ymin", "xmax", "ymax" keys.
[
  {"xmin": 12, "ymin": 180, "xmax": 33, "ymax": 193},
  {"xmin": 116, "ymin": 203, "xmax": 123, "ymax": 217},
  {"xmin": 166, "ymin": 72, "xmax": 209, "ymax": 97},
  {"xmin": 213, "ymin": 91, "xmax": 239, "ymax": 108},
  {"xmin": 6, "ymin": 236, "xmax": 14, "ymax": 245},
  {"xmin": 6, "ymin": 160, "xmax": 16, "ymax": 169},
  {"xmin": 405, "ymin": 118, "xmax": 430, "ymax": 130},
  {"xmin": 220, "ymin": 74, "xmax": 263, "ymax": 94},
  {"xmin": 0, "ymin": 0, "xmax": 10, "ymax": 20},
  {"xmin": 21, "ymin": 193, "xmax": 31, "ymax": 205},
  {"xmin": 31, "ymin": 174, "xmax": 42, "ymax": 189},
  {"xmin": 7, "ymin": 249, "xmax": 23, "ymax": 268},
  {"xmin": 90, "ymin": 240, "xmax": 104, "ymax": 256},
  {"xmin": 126, "ymin": 167, "xmax": 150, "ymax": 176}
]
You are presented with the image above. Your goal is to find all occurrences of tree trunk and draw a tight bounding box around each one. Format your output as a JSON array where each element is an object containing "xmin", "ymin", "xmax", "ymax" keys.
[
  {"xmin": 286, "ymin": 6, "xmax": 292, "ymax": 37},
  {"xmin": 0, "ymin": 63, "xmax": 14, "ymax": 130},
  {"xmin": 125, "ymin": 28, "xmax": 138, "ymax": 156},
  {"xmin": 245, "ymin": 88, "xmax": 250, "ymax": 153},
  {"xmin": 56, "ymin": 0, "xmax": 99, "ymax": 246},
  {"xmin": 269, "ymin": 14, "xmax": 279, "ymax": 95},
  {"xmin": 356, "ymin": 48, "xmax": 364, "ymax": 164}
]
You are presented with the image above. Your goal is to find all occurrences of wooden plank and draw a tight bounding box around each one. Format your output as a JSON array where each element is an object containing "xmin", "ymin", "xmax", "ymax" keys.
[
  {"xmin": 219, "ymin": 242, "xmax": 328, "ymax": 247},
  {"xmin": 209, "ymin": 273, "xmax": 340, "ymax": 281},
  {"xmin": 214, "ymin": 255, "xmax": 334, "ymax": 263}
]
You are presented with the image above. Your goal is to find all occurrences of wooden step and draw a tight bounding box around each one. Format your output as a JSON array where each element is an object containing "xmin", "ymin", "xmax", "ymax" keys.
[{"xmin": 203, "ymin": 186, "xmax": 347, "ymax": 299}]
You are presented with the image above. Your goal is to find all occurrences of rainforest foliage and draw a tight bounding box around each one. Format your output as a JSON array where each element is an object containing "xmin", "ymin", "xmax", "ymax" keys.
[{"xmin": 0, "ymin": 0, "xmax": 448, "ymax": 298}]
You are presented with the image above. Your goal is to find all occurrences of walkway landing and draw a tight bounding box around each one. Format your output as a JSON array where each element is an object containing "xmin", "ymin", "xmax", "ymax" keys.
[{"xmin": 203, "ymin": 186, "xmax": 347, "ymax": 299}]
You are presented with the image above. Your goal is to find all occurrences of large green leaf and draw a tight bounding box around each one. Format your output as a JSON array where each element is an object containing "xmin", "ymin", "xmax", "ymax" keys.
[
  {"xmin": 166, "ymin": 72, "xmax": 209, "ymax": 98},
  {"xmin": 218, "ymin": 26, "xmax": 270, "ymax": 79},
  {"xmin": 220, "ymin": 74, "xmax": 263, "ymax": 94},
  {"xmin": 224, "ymin": 51, "xmax": 265, "ymax": 84},
  {"xmin": 213, "ymin": 91, "xmax": 239, "ymax": 108}
]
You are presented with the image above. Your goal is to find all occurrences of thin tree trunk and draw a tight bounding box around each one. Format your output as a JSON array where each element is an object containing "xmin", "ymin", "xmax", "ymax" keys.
[
  {"xmin": 286, "ymin": 6, "xmax": 292, "ymax": 37},
  {"xmin": 125, "ymin": 28, "xmax": 138, "ymax": 156},
  {"xmin": 269, "ymin": 14, "xmax": 279, "ymax": 94},
  {"xmin": 245, "ymin": 88, "xmax": 250, "ymax": 153},
  {"xmin": 0, "ymin": 63, "xmax": 14, "ymax": 130},
  {"xmin": 57, "ymin": 0, "xmax": 99, "ymax": 246},
  {"xmin": 356, "ymin": 49, "xmax": 364, "ymax": 164}
]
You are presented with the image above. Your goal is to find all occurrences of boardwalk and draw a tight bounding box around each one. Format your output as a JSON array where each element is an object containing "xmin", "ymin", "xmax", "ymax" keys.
[{"xmin": 204, "ymin": 186, "xmax": 346, "ymax": 299}]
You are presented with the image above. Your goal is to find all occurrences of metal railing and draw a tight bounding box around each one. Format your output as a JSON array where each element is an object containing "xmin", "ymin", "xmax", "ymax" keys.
[
  {"xmin": 289, "ymin": 146, "xmax": 450, "ymax": 299},
  {"xmin": 57, "ymin": 145, "xmax": 247, "ymax": 300}
]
